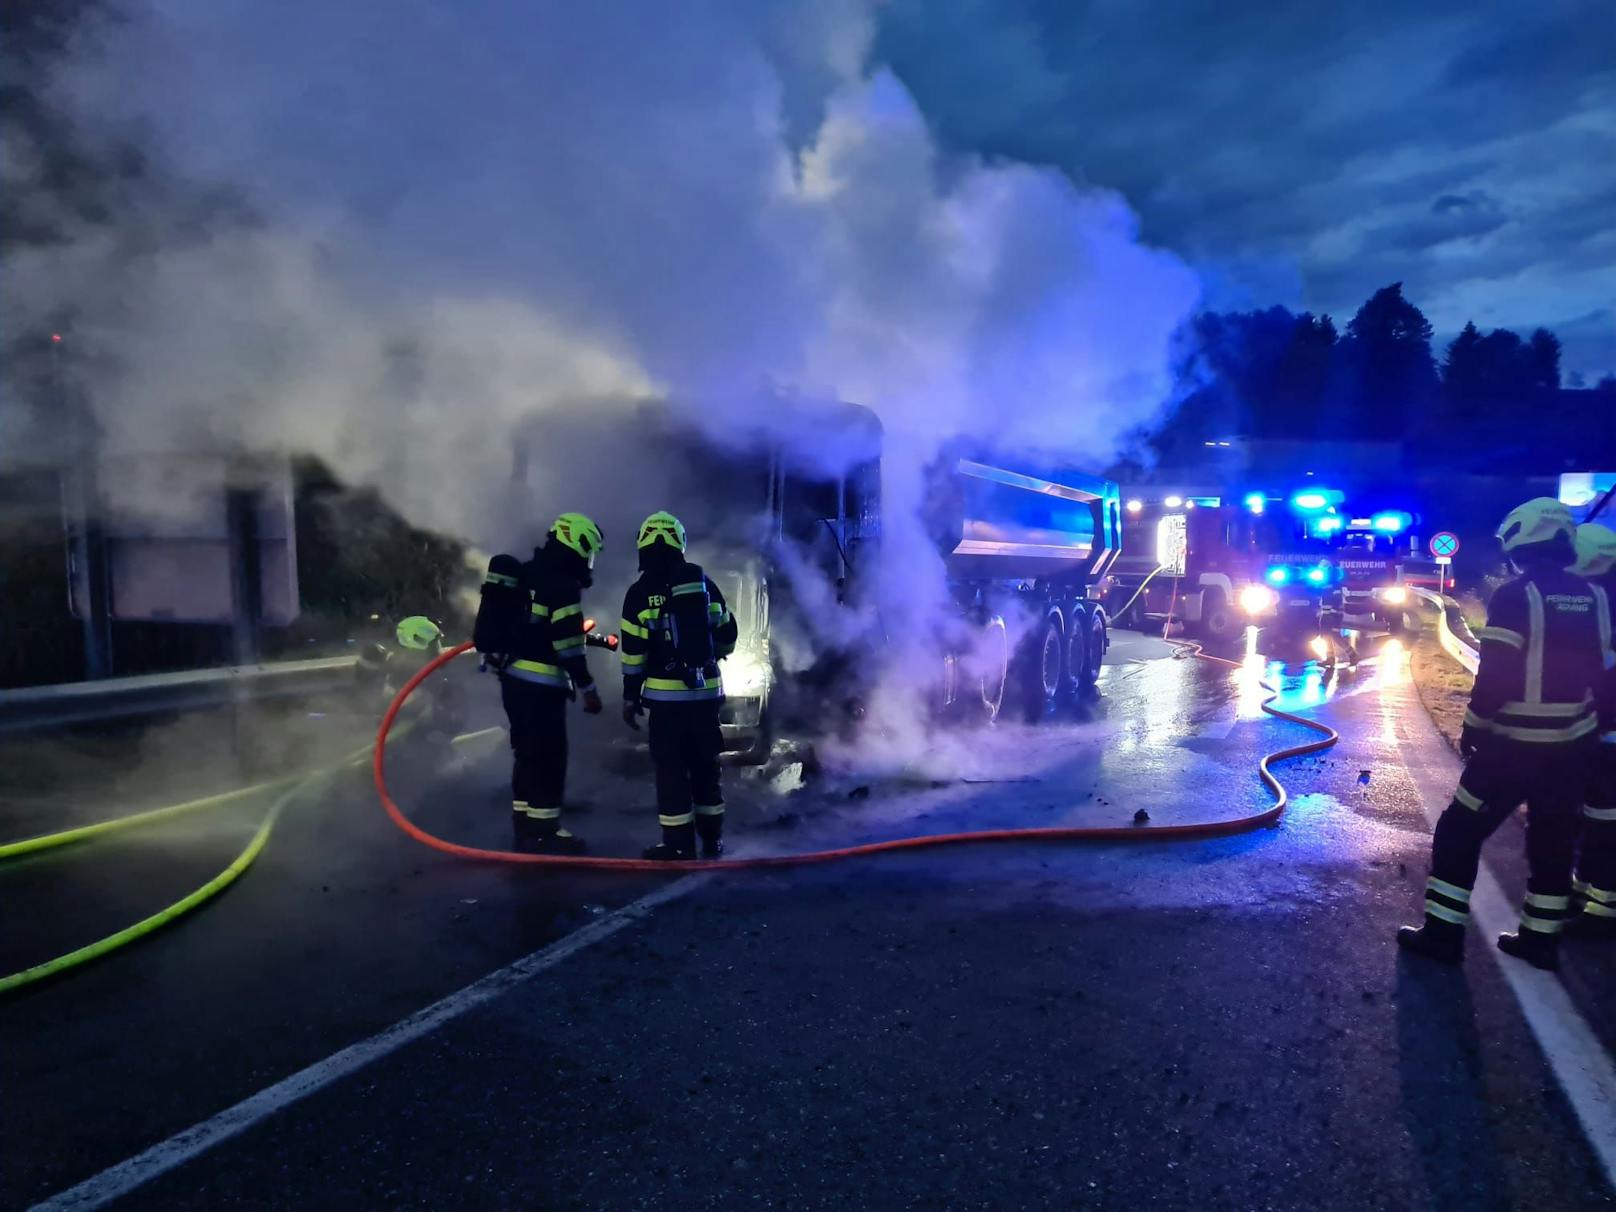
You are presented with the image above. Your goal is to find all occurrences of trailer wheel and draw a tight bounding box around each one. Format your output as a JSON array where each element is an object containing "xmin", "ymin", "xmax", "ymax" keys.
[
  {"xmin": 1079, "ymin": 607, "xmax": 1107, "ymax": 689},
  {"xmin": 936, "ymin": 652, "xmax": 959, "ymax": 717},
  {"xmin": 975, "ymin": 615, "xmax": 1009, "ymax": 723},
  {"xmin": 1063, "ymin": 604, "xmax": 1090, "ymax": 702},
  {"xmin": 1021, "ymin": 610, "xmax": 1065, "ymax": 722}
]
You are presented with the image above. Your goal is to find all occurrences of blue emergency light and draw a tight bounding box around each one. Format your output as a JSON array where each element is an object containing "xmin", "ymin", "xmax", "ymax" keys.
[
  {"xmin": 1293, "ymin": 492, "xmax": 1329, "ymax": 510},
  {"xmin": 1305, "ymin": 565, "xmax": 1329, "ymax": 585},
  {"xmin": 1315, "ymin": 516, "xmax": 1344, "ymax": 534},
  {"xmin": 1244, "ymin": 492, "xmax": 1266, "ymax": 513},
  {"xmin": 1266, "ymin": 565, "xmax": 1291, "ymax": 585},
  {"xmin": 1372, "ymin": 512, "xmax": 1410, "ymax": 533}
]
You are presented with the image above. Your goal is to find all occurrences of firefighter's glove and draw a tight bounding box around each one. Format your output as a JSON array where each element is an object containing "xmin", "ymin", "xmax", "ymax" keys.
[
  {"xmin": 580, "ymin": 685, "xmax": 604, "ymax": 716},
  {"xmin": 622, "ymin": 700, "xmax": 644, "ymax": 731},
  {"xmin": 1459, "ymin": 723, "xmax": 1482, "ymax": 761}
]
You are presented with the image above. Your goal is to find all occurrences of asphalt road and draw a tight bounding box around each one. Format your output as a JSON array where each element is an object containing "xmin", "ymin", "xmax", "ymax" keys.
[{"xmin": 3, "ymin": 630, "xmax": 1613, "ymax": 1209}]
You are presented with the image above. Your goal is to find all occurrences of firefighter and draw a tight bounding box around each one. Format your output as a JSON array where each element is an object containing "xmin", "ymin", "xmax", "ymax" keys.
[
  {"xmin": 1568, "ymin": 521, "xmax": 1616, "ymax": 938},
  {"xmin": 1398, "ymin": 498, "xmax": 1613, "ymax": 970},
  {"xmin": 500, "ymin": 513, "xmax": 605, "ymax": 854},
  {"xmin": 393, "ymin": 616, "xmax": 466, "ymax": 746},
  {"xmin": 619, "ymin": 511, "xmax": 739, "ymax": 860}
]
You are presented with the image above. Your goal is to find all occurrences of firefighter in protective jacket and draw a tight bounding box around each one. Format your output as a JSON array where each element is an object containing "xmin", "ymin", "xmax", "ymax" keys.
[
  {"xmin": 1568, "ymin": 521, "xmax": 1616, "ymax": 938},
  {"xmin": 619, "ymin": 511, "xmax": 739, "ymax": 860},
  {"xmin": 485, "ymin": 513, "xmax": 604, "ymax": 854},
  {"xmin": 1399, "ymin": 498, "xmax": 1614, "ymax": 970}
]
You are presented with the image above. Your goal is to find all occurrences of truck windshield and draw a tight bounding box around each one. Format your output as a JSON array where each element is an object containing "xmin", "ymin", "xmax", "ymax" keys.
[
  {"xmin": 1332, "ymin": 532, "xmax": 1407, "ymax": 557},
  {"xmin": 1253, "ymin": 515, "xmax": 1324, "ymax": 553}
]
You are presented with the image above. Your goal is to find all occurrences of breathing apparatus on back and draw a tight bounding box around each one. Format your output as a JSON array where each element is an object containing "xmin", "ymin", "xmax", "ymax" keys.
[{"xmin": 638, "ymin": 511, "xmax": 715, "ymax": 690}]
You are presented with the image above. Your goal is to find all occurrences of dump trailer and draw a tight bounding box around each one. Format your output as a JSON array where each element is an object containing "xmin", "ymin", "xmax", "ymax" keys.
[
  {"xmin": 740, "ymin": 408, "xmax": 1121, "ymax": 727},
  {"xmin": 922, "ymin": 457, "xmax": 1122, "ymax": 720}
]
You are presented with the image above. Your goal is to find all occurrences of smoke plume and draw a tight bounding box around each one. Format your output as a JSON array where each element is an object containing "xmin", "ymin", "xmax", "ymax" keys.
[{"xmin": 4, "ymin": 0, "xmax": 1199, "ymax": 764}]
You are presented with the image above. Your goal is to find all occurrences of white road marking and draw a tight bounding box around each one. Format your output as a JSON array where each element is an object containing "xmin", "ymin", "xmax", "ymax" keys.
[
  {"xmin": 1395, "ymin": 688, "xmax": 1616, "ymax": 1188},
  {"xmin": 29, "ymin": 874, "xmax": 706, "ymax": 1212}
]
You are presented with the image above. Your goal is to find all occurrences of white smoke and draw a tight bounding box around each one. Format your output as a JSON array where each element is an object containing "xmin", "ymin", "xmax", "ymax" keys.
[{"xmin": 5, "ymin": 0, "xmax": 1199, "ymax": 766}]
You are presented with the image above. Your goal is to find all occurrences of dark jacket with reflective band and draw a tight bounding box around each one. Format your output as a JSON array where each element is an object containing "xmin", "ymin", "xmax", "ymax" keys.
[
  {"xmin": 619, "ymin": 566, "xmax": 738, "ymax": 704},
  {"xmin": 1595, "ymin": 570, "xmax": 1616, "ymax": 735},
  {"xmin": 505, "ymin": 557, "xmax": 593, "ymax": 692},
  {"xmin": 1466, "ymin": 567, "xmax": 1613, "ymax": 743}
]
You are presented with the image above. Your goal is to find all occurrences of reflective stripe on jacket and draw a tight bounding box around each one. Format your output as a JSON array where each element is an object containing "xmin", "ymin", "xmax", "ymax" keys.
[
  {"xmin": 1467, "ymin": 569, "xmax": 1611, "ymax": 743},
  {"xmin": 504, "ymin": 658, "xmax": 570, "ymax": 689},
  {"xmin": 620, "ymin": 566, "xmax": 738, "ymax": 704},
  {"xmin": 506, "ymin": 551, "xmax": 593, "ymax": 691}
]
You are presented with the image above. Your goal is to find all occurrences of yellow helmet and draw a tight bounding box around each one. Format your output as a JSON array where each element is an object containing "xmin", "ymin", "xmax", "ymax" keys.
[
  {"xmin": 637, "ymin": 511, "xmax": 687, "ymax": 551},
  {"xmin": 1572, "ymin": 523, "xmax": 1616, "ymax": 577},
  {"xmin": 1497, "ymin": 497, "xmax": 1575, "ymax": 554},
  {"xmin": 396, "ymin": 615, "xmax": 443, "ymax": 651},
  {"xmin": 550, "ymin": 512, "xmax": 604, "ymax": 566}
]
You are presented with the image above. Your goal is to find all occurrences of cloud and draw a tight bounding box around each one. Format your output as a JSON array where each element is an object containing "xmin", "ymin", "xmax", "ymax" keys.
[
  {"xmin": 876, "ymin": 0, "xmax": 1616, "ymax": 375},
  {"xmin": 2, "ymin": 1, "xmax": 1198, "ymax": 767}
]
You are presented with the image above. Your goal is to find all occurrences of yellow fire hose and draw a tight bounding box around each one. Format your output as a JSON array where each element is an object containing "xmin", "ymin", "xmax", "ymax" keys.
[
  {"xmin": 0, "ymin": 772, "xmax": 308, "ymax": 862},
  {"xmin": 0, "ymin": 784, "xmax": 298, "ymax": 995},
  {"xmin": 1110, "ymin": 563, "xmax": 1166, "ymax": 625},
  {"xmin": 0, "ymin": 726, "xmax": 501, "ymax": 995}
]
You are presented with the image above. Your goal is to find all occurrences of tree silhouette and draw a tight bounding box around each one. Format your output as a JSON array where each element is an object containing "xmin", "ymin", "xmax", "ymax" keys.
[
  {"xmin": 1439, "ymin": 320, "xmax": 1563, "ymax": 425},
  {"xmin": 1527, "ymin": 328, "xmax": 1562, "ymax": 392},
  {"xmin": 1340, "ymin": 283, "xmax": 1437, "ymax": 438},
  {"xmin": 1442, "ymin": 321, "xmax": 1485, "ymax": 408}
]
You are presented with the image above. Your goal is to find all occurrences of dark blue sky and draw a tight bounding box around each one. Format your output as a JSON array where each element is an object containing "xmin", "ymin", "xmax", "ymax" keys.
[{"xmin": 876, "ymin": 0, "xmax": 1616, "ymax": 377}]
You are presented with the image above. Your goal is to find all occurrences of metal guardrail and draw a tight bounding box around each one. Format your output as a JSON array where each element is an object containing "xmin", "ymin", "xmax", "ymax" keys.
[
  {"xmin": 1408, "ymin": 587, "xmax": 1479, "ymax": 675},
  {"xmin": 0, "ymin": 655, "xmax": 361, "ymax": 734}
]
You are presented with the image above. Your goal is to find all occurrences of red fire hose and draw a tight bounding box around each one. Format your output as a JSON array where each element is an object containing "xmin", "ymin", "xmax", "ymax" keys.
[{"xmin": 375, "ymin": 641, "xmax": 1338, "ymax": 870}]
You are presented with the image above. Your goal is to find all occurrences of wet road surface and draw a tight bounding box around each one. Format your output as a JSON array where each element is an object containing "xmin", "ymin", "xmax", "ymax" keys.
[{"xmin": 3, "ymin": 631, "xmax": 1613, "ymax": 1208}]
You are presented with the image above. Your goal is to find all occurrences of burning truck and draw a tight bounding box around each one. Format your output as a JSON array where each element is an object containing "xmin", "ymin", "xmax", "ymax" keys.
[{"xmin": 542, "ymin": 399, "xmax": 1123, "ymax": 754}]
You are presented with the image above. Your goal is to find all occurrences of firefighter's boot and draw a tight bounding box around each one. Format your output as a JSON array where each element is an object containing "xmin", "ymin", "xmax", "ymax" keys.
[
  {"xmin": 644, "ymin": 820, "xmax": 696, "ymax": 862},
  {"xmin": 1397, "ymin": 919, "xmax": 1464, "ymax": 965},
  {"xmin": 512, "ymin": 808, "xmax": 538, "ymax": 853},
  {"xmin": 1497, "ymin": 929, "xmax": 1560, "ymax": 970},
  {"xmin": 696, "ymin": 815, "xmax": 725, "ymax": 860},
  {"xmin": 532, "ymin": 826, "xmax": 588, "ymax": 856}
]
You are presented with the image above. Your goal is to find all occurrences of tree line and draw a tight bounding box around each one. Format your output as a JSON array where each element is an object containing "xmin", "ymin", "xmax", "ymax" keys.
[{"xmin": 1156, "ymin": 282, "xmax": 1614, "ymax": 460}]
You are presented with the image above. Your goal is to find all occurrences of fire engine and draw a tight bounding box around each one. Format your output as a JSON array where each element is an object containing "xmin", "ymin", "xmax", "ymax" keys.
[{"xmin": 1108, "ymin": 487, "xmax": 1420, "ymax": 641}]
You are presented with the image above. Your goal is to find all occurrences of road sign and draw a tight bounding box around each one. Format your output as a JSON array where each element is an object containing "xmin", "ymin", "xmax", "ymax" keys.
[{"xmin": 1430, "ymin": 532, "xmax": 1460, "ymax": 558}]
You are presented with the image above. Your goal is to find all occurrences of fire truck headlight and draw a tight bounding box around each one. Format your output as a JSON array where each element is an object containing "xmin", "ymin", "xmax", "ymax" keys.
[
  {"xmin": 1239, "ymin": 584, "xmax": 1277, "ymax": 615},
  {"xmin": 1380, "ymin": 586, "xmax": 1408, "ymax": 606}
]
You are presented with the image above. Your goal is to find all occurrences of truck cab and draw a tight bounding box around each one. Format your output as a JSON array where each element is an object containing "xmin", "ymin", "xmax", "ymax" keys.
[
  {"xmin": 1109, "ymin": 492, "xmax": 1268, "ymax": 641},
  {"xmin": 1280, "ymin": 495, "xmax": 1419, "ymax": 631}
]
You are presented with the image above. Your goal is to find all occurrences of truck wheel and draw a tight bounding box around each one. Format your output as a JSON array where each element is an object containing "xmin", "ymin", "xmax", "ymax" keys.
[
  {"xmin": 1063, "ymin": 604, "xmax": 1090, "ymax": 703},
  {"xmin": 976, "ymin": 615, "xmax": 1009, "ymax": 723},
  {"xmin": 1198, "ymin": 591, "xmax": 1238, "ymax": 643},
  {"xmin": 1080, "ymin": 608, "xmax": 1107, "ymax": 689},
  {"xmin": 1021, "ymin": 610, "xmax": 1064, "ymax": 722},
  {"xmin": 730, "ymin": 707, "xmax": 774, "ymax": 765},
  {"xmin": 936, "ymin": 652, "xmax": 959, "ymax": 717}
]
